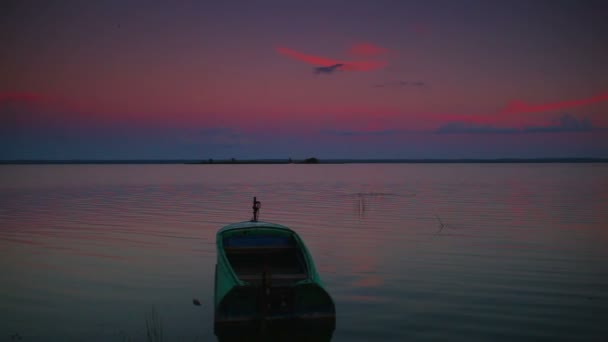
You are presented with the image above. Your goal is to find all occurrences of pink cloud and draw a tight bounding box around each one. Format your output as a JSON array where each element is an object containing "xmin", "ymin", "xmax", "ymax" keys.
[
  {"xmin": 0, "ymin": 92, "xmax": 49, "ymax": 105},
  {"xmin": 275, "ymin": 46, "xmax": 388, "ymax": 71},
  {"xmin": 427, "ymin": 92, "xmax": 608, "ymax": 133},
  {"xmin": 348, "ymin": 42, "xmax": 392, "ymax": 57},
  {"xmin": 501, "ymin": 92, "xmax": 608, "ymax": 114},
  {"xmin": 0, "ymin": 91, "xmax": 84, "ymax": 114}
]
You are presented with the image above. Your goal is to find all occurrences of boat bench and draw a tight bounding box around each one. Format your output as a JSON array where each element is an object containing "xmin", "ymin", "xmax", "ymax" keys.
[
  {"xmin": 225, "ymin": 245, "xmax": 308, "ymax": 278},
  {"xmin": 238, "ymin": 273, "xmax": 308, "ymax": 281},
  {"xmin": 224, "ymin": 246, "xmax": 298, "ymax": 254}
]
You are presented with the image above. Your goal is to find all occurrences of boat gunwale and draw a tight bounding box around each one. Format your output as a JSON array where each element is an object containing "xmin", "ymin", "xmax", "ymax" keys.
[{"xmin": 218, "ymin": 220, "xmax": 296, "ymax": 234}]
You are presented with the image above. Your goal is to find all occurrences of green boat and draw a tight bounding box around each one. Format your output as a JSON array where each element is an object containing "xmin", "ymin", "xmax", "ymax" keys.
[{"xmin": 214, "ymin": 198, "xmax": 335, "ymax": 341}]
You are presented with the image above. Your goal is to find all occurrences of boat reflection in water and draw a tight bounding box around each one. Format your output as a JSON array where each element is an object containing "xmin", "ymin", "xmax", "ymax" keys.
[{"xmin": 213, "ymin": 198, "xmax": 335, "ymax": 341}]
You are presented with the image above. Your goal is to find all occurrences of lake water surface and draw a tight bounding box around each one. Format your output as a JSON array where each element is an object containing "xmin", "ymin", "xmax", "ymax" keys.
[{"xmin": 1, "ymin": 164, "xmax": 607, "ymax": 341}]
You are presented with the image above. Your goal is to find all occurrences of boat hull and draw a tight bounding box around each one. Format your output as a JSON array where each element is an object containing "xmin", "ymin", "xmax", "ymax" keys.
[{"xmin": 213, "ymin": 221, "xmax": 335, "ymax": 340}]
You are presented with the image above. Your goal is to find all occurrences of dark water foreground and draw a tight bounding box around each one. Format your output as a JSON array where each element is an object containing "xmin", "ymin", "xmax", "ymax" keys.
[{"xmin": 0, "ymin": 164, "xmax": 607, "ymax": 341}]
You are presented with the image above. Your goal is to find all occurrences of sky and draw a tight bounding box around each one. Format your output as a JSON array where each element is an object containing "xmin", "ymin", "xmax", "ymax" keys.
[{"xmin": 2, "ymin": 0, "xmax": 608, "ymax": 159}]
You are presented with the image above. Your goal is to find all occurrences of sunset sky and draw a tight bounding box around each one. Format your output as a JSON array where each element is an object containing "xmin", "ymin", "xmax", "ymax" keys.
[{"xmin": 2, "ymin": 0, "xmax": 608, "ymax": 159}]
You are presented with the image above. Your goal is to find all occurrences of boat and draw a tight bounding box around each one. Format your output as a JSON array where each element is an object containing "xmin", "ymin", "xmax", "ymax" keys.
[{"xmin": 214, "ymin": 197, "xmax": 336, "ymax": 341}]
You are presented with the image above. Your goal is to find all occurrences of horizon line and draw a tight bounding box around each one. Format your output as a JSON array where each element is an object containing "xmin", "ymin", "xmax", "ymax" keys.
[{"xmin": 1, "ymin": 157, "xmax": 608, "ymax": 165}]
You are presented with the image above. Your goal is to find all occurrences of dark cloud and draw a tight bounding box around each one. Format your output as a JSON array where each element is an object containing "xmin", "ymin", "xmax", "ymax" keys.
[
  {"xmin": 437, "ymin": 114, "xmax": 602, "ymax": 134},
  {"xmin": 174, "ymin": 127, "xmax": 252, "ymax": 148},
  {"xmin": 523, "ymin": 114, "xmax": 594, "ymax": 133},
  {"xmin": 199, "ymin": 127, "xmax": 235, "ymax": 136},
  {"xmin": 199, "ymin": 127, "xmax": 248, "ymax": 144},
  {"xmin": 321, "ymin": 129, "xmax": 404, "ymax": 136},
  {"xmin": 437, "ymin": 122, "xmax": 519, "ymax": 134},
  {"xmin": 314, "ymin": 63, "xmax": 344, "ymax": 75}
]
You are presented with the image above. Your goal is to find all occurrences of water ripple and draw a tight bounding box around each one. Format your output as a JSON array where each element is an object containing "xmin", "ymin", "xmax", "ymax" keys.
[{"xmin": 1, "ymin": 164, "xmax": 607, "ymax": 341}]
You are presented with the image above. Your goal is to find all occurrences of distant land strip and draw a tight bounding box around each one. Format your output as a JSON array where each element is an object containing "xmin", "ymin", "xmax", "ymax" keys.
[{"xmin": 1, "ymin": 158, "xmax": 608, "ymax": 165}]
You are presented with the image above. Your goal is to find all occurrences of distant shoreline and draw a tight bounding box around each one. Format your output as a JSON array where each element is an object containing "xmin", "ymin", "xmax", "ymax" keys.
[{"xmin": 1, "ymin": 158, "xmax": 607, "ymax": 165}]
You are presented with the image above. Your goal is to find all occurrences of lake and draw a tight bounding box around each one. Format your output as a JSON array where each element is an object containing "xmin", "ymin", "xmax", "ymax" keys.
[{"xmin": 1, "ymin": 164, "xmax": 607, "ymax": 341}]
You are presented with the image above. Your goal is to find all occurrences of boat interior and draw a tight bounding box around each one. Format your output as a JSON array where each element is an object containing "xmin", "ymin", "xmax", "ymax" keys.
[{"xmin": 223, "ymin": 234, "xmax": 309, "ymax": 285}]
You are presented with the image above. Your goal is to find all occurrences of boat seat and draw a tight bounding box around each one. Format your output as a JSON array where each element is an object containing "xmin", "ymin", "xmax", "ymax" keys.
[
  {"xmin": 224, "ymin": 246, "xmax": 297, "ymax": 254},
  {"xmin": 238, "ymin": 273, "xmax": 308, "ymax": 281}
]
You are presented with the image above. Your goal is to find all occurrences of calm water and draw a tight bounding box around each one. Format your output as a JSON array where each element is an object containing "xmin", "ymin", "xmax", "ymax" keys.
[{"xmin": 1, "ymin": 164, "xmax": 607, "ymax": 341}]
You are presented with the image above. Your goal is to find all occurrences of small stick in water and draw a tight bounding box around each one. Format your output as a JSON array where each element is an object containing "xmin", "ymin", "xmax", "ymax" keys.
[{"xmin": 435, "ymin": 215, "xmax": 446, "ymax": 234}]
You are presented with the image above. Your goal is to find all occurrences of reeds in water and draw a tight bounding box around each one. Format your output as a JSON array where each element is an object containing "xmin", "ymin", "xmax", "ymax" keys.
[{"xmin": 145, "ymin": 307, "xmax": 164, "ymax": 342}]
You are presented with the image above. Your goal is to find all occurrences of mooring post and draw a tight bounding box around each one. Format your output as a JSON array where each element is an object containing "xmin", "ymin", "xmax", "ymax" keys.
[{"xmin": 252, "ymin": 197, "xmax": 261, "ymax": 222}]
